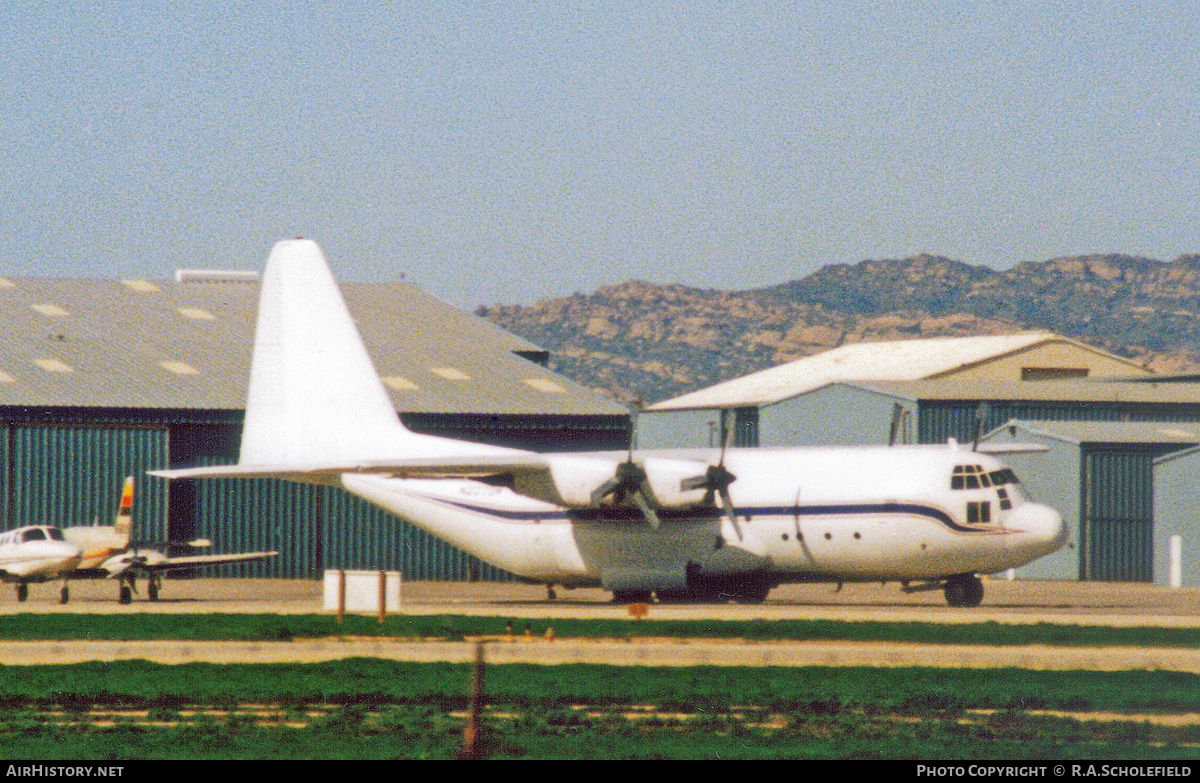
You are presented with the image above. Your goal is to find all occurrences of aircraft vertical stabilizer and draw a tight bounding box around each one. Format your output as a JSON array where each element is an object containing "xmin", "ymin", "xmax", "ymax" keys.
[
  {"xmin": 239, "ymin": 239, "xmax": 515, "ymax": 467},
  {"xmin": 113, "ymin": 476, "xmax": 133, "ymax": 541}
]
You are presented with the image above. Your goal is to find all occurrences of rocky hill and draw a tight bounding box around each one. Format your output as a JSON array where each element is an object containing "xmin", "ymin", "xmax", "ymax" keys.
[{"xmin": 478, "ymin": 253, "xmax": 1200, "ymax": 406}]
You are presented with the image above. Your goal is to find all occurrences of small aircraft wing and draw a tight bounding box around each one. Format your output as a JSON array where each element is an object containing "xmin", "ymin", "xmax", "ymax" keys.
[
  {"xmin": 81, "ymin": 549, "xmax": 277, "ymax": 579},
  {"xmin": 126, "ymin": 550, "xmax": 279, "ymax": 574}
]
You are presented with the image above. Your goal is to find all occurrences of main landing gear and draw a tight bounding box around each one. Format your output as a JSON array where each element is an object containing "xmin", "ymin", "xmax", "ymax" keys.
[
  {"xmin": 610, "ymin": 577, "xmax": 773, "ymax": 605},
  {"xmin": 14, "ymin": 583, "xmax": 69, "ymax": 603},
  {"xmin": 117, "ymin": 575, "xmax": 162, "ymax": 604},
  {"xmin": 943, "ymin": 574, "xmax": 985, "ymax": 607}
]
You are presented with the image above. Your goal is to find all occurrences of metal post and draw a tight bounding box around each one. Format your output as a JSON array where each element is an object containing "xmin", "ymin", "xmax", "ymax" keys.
[
  {"xmin": 378, "ymin": 569, "xmax": 386, "ymax": 624},
  {"xmin": 1170, "ymin": 534, "xmax": 1183, "ymax": 589},
  {"xmin": 459, "ymin": 641, "xmax": 486, "ymax": 760},
  {"xmin": 337, "ymin": 569, "xmax": 345, "ymax": 624}
]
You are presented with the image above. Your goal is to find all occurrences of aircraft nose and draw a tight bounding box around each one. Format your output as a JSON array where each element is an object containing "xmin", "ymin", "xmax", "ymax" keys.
[
  {"xmin": 1010, "ymin": 502, "xmax": 1067, "ymax": 554},
  {"xmin": 50, "ymin": 541, "xmax": 83, "ymax": 566}
]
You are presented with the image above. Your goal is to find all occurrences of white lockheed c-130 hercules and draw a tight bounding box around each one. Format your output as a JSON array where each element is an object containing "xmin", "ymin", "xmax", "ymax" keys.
[{"xmin": 152, "ymin": 239, "xmax": 1067, "ymax": 607}]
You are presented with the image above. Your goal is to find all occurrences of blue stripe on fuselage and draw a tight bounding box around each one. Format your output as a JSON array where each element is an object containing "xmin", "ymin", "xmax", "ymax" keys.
[{"xmin": 421, "ymin": 496, "xmax": 991, "ymax": 534}]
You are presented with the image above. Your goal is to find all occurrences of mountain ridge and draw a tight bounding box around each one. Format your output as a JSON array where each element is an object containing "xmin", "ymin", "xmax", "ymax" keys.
[{"xmin": 479, "ymin": 253, "xmax": 1200, "ymax": 405}]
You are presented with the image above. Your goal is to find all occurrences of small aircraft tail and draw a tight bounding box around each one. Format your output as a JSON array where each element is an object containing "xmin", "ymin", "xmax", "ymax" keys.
[
  {"xmin": 236, "ymin": 239, "xmax": 513, "ymax": 469},
  {"xmin": 114, "ymin": 476, "xmax": 133, "ymax": 542}
]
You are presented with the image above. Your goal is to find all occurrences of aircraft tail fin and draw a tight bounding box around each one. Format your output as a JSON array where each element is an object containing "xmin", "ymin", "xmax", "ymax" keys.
[
  {"xmin": 238, "ymin": 239, "xmax": 515, "ymax": 468},
  {"xmin": 114, "ymin": 476, "xmax": 133, "ymax": 541}
]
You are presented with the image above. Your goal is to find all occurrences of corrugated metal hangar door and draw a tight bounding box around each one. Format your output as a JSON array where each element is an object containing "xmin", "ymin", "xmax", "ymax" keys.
[
  {"xmin": 188, "ymin": 478, "xmax": 517, "ymax": 581},
  {"xmin": 0, "ymin": 424, "xmax": 168, "ymax": 537},
  {"xmin": 1081, "ymin": 449, "xmax": 1154, "ymax": 582}
]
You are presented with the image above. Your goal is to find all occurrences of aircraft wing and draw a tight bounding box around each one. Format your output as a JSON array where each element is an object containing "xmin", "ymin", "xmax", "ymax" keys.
[
  {"xmin": 75, "ymin": 550, "xmax": 278, "ymax": 579},
  {"xmin": 126, "ymin": 551, "xmax": 279, "ymax": 574}
]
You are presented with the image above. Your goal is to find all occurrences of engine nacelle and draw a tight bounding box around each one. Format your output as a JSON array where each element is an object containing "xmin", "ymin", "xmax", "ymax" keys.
[
  {"xmin": 538, "ymin": 454, "xmax": 710, "ymax": 508},
  {"xmin": 600, "ymin": 563, "xmax": 689, "ymax": 592}
]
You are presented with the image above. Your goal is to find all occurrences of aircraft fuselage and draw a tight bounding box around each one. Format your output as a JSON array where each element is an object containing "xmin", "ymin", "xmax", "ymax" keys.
[{"xmin": 342, "ymin": 443, "xmax": 1066, "ymax": 596}]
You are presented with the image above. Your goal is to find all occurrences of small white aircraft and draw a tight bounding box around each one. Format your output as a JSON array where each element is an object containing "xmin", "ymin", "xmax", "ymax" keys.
[
  {"xmin": 62, "ymin": 476, "xmax": 278, "ymax": 604},
  {"xmin": 0, "ymin": 525, "xmax": 83, "ymax": 603},
  {"xmin": 153, "ymin": 239, "xmax": 1066, "ymax": 607}
]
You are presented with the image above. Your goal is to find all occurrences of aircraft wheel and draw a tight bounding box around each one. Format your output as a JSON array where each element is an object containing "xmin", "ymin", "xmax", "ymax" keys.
[
  {"xmin": 119, "ymin": 585, "xmax": 132, "ymax": 605},
  {"xmin": 148, "ymin": 580, "xmax": 159, "ymax": 601},
  {"xmin": 731, "ymin": 581, "xmax": 772, "ymax": 604},
  {"xmin": 943, "ymin": 575, "xmax": 984, "ymax": 607},
  {"xmin": 16, "ymin": 583, "xmax": 27, "ymax": 602},
  {"xmin": 654, "ymin": 589, "xmax": 699, "ymax": 604},
  {"xmin": 60, "ymin": 586, "xmax": 69, "ymax": 605},
  {"xmin": 611, "ymin": 589, "xmax": 652, "ymax": 604}
]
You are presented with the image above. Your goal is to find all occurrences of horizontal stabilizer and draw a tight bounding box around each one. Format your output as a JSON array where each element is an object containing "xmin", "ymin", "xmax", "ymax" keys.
[
  {"xmin": 974, "ymin": 442, "xmax": 1050, "ymax": 455},
  {"xmin": 149, "ymin": 452, "xmax": 553, "ymax": 483},
  {"xmin": 153, "ymin": 450, "xmax": 729, "ymax": 512}
]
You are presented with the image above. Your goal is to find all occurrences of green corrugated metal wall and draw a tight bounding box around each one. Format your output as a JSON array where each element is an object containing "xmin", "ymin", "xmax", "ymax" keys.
[
  {"xmin": 194, "ymin": 478, "xmax": 318, "ymax": 579},
  {"xmin": 190, "ymin": 477, "xmax": 517, "ymax": 581},
  {"xmin": 919, "ymin": 401, "xmax": 1200, "ymax": 445},
  {"xmin": 0, "ymin": 408, "xmax": 630, "ymax": 582},
  {"xmin": 1081, "ymin": 448, "xmax": 1156, "ymax": 582},
  {"xmin": 0, "ymin": 423, "xmax": 167, "ymax": 538}
]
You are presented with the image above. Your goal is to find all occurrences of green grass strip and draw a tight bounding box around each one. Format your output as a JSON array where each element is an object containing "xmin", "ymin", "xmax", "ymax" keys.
[
  {"xmin": 2, "ymin": 613, "xmax": 1199, "ymax": 648},
  {"xmin": 2, "ymin": 659, "xmax": 1200, "ymax": 714}
]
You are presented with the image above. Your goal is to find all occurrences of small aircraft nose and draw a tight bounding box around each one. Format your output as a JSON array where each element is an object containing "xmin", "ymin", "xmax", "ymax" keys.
[
  {"xmin": 39, "ymin": 540, "xmax": 83, "ymax": 568},
  {"xmin": 64, "ymin": 542, "xmax": 83, "ymax": 564}
]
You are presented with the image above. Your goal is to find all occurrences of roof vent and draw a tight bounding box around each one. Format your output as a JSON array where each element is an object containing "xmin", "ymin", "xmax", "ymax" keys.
[{"xmin": 175, "ymin": 270, "xmax": 260, "ymax": 284}]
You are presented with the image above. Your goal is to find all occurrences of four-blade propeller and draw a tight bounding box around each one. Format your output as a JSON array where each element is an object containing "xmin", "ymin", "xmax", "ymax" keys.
[
  {"xmin": 590, "ymin": 406, "xmax": 742, "ymax": 533},
  {"xmin": 590, "ymin": 460, "xmax": 663, "ymax": 527}
]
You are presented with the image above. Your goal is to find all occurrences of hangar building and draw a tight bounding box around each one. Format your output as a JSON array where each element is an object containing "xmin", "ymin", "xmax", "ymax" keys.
[
  {"xmin": 1153, "ymin": 445, "xmax": 1200, "ymax": 588},
  {"xmin": 639, "ymin": 332, "xmax": 1155, "ymax": 448},
  {"xmin": 981, "ymin": 420, "xmax": 1200, "ymax": 583},
  {"xmin": 0, "ymin": 272, "xmax": 629, "ymax": 581},
  {"xmin": 640, "ymin": 332, "xmax": 1200, "ymax": 584}
]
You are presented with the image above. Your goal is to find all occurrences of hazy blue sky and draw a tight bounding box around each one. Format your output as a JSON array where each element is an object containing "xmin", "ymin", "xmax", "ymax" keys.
[{"xmin": 2, "ymin": 2, "xmax": 1198, "ymax": 308}]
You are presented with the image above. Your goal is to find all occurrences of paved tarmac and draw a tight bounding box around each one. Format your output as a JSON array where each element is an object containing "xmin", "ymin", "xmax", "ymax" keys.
[
  {"xmin": 4, "ymin": 576, "xmax": 1199, "ymax": 627},
  {"xmin": 2, "ymin": 637, "xmax": 1197, "ymax": 671},
  {"xmin": 2, "ymin": 577, "xmax": 1199, "ymax": 670}
]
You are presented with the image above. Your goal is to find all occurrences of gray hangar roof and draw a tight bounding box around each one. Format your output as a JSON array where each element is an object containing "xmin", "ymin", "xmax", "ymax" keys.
[
  {"xmin": 648, "ymin": 331, "xmax": 1144, "ymax": 411},
  {"xmin": 984, "ymin": 419, "xmax": 1200, "ymax": 447},
  {"xmin": 854, "ymin": 379, "xmax": 1200, "ymax": 405},
  {"xmin": 0, "ymin": 273, "xmax": 627, "ymax": 416}
]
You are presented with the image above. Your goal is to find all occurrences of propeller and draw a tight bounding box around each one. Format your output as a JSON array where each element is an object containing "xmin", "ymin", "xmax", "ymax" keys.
[
  {"xmin": 971, "ymin": 401, "xmax": 991, "ymax": 451},
  {"xmin": 589, "ymin": 398, "xmax": 662, "ymax": 527},
  {"xmin": 590, "ymin": 460, "xmax": 662, "ymax": 528},
  {"xmin": 888, "ymin": 403, "xmax": 904, "ymax": 446},
  {"xmin": 680, "ymin": 409, "xmax": 742, "ymax": 540}
]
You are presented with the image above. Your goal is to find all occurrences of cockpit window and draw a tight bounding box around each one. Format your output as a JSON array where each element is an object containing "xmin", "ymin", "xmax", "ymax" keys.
[
  {"xmin": 46, "ymin": 528, "xmax": 64, "ymax": 541},
  {"xmin": 22, "ymin": 528, "xmax": 46, "ymax": 542},
  {"xmin": 989, "ymin": 469, "xmax": 1020, "ymax": 485},
  {"xmin": 953, "ymin": 464, "xmax": 1022, "ymax": 491},
  {"xmin": 966, "ymin": 501, "xmax": 992, "ymax": 524},
  {"xmin": 952, "ymin": 464, "xmax": 985, "ymax": 489}
]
